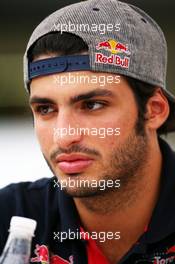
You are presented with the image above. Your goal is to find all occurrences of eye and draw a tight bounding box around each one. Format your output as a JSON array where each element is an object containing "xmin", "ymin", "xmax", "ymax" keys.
[
  {"xmin": 82, "ymin": 101, "xmax": 106, "ymax": 111},
  {"xmin": 35, "ymin": 105, "xmax": 55, "ymax": 115}
]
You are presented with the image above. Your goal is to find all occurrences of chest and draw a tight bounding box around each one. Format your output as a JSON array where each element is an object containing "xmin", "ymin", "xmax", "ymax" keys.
[{"xmin": 30, "ymin": 234, "xmax": 175, "ymax": 264}]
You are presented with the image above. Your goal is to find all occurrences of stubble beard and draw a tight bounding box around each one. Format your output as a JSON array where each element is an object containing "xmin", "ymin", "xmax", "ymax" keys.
[
  {"xmin": 75, "ymin": 128, "xmax": 149, "ymax": 213},
  {"xmin": 44, "ymin": 121, "xmax": 149, "ymax": 213}
]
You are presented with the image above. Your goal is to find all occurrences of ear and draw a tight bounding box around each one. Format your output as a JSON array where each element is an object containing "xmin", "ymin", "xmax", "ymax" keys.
[{"xmin": 145, "ymin": 88, "xmax": 170, "ymax": 131}]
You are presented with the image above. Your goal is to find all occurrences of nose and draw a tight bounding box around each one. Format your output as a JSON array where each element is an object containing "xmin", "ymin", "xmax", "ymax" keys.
[{"xmin": 53, "ymin": 110, "xmax": 83, "ymax": 149}]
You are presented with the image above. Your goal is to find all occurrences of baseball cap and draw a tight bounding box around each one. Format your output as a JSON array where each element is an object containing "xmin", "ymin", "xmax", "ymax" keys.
[{"xmin": 23, "ymin": 0, "xmax": 175, "ymax": 132}]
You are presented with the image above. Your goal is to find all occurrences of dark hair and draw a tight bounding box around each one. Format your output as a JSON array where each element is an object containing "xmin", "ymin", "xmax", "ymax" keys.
[
  {"xmin": 28, "ymin": 32, "xmax": 170, "ymax": 135},
  {"xmin": 28, "ymin": 32, "xmax": 89, "ymax": 61}
]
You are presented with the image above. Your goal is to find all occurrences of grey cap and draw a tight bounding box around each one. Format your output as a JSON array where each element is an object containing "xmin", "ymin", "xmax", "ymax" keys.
[{"xmin": 23, "ymin": 0, "xmax": 175, "ymax": 131}]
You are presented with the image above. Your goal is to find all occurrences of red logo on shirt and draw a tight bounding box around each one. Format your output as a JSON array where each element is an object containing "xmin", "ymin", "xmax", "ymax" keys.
[
  {"xmin": 31, "ymin": 244, "xmax": 74, "ymax": 264},
  {"xmin": 166, "ymin": 245, "xmax": 175, "ymax": 254},
  {"xmin": 31, "ymin": 245, "xmax": 49, "ymax": 263},
  {"xmin": 50, "ymin": 255, "xmax": 74, "ymax": 264}
]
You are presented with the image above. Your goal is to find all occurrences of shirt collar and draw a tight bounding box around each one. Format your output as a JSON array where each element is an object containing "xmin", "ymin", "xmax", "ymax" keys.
[
  {"xmin": 145, "ymin": 137, "xmax": 175, "ymax": 243},
  {"xmin": 58, "ymin": 190, "xmax": 81, "ymax": 235}
]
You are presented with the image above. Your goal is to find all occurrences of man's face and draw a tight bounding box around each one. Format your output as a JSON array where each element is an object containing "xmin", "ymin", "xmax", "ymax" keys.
[{"xmin": 30, "ymin": 71, "xmax": 148, "ymax": 197}]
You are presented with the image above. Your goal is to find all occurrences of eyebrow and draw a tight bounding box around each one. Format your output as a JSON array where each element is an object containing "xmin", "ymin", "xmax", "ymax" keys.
[
  {"xmin": 29, "ymin": 88, "xmax": 114, "ymax": 106},
  {"xmin": 70, "ymin": 89, "xmax": 114, "ymax": 104},
  {"xmin": 29, "ymin": 97, "xmax": 56, "ymax": 105}
]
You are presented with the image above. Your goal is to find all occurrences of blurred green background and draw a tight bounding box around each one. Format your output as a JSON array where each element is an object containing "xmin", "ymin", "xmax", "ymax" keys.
[{"xmin": 0, "ymin": 0, "xmax": 175, "ymax": 111}]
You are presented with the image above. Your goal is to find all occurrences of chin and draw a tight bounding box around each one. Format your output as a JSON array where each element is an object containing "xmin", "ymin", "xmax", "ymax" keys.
[{"xmin": 62, "ymin": 187, "xmax": 101, "ymax": 198}]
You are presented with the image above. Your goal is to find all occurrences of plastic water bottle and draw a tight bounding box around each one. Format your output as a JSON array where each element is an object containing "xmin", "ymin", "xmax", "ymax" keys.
[{"xmin": 0, "ymin": 216, "xmax": 37, "ymax": 264}]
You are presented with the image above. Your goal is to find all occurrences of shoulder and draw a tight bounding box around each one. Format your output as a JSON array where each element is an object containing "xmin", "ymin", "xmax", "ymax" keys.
[{"xmin": 0, "ymin": 177, "xmax": 55, "ymax": 208}]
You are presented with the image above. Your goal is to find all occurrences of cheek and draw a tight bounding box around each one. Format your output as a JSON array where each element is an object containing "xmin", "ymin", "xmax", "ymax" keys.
[
  {"xmin": 85, "ymin": 110, "xmax": 137, "ymax": 150},
  {"xmin": 34, "ymin": 120, "xmax": 54, "ymax": 154}
]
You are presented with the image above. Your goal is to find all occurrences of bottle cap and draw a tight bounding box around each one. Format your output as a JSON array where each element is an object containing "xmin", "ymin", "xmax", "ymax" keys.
[{"xmin": 9, "ymin": 216, "xmax": 37, "ymax": 237}]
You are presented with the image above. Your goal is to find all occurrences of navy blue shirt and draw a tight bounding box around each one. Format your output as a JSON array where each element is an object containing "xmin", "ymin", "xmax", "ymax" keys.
[{"xmin": 1, "ymin": 138, "xmax": 175, "ymax": 264}]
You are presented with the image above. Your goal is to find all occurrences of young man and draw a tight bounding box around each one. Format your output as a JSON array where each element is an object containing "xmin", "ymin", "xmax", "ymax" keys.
[{"xmin": 1, "ymin": 0, "xmax": 175, "ymax": 263}]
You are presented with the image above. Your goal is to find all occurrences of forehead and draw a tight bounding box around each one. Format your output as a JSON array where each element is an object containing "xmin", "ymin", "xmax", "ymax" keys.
[{"xmin": 30, "ymin": 71, "xmax": 133, "ymax": 101}]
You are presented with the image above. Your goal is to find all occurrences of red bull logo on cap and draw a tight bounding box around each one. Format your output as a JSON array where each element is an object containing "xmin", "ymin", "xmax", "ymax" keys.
[
  {"xmin": 95, "ymin": 39, "xmax": 131, "ymax": 69},
  {"xmin": 96, "ymin": 39, "xmax": 130, "ymax": 55}
]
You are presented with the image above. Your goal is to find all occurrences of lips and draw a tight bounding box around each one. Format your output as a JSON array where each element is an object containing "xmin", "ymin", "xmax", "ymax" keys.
[{"xmin": 55, "ymin": 154, "xmax": 94, "ymax": 174}]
